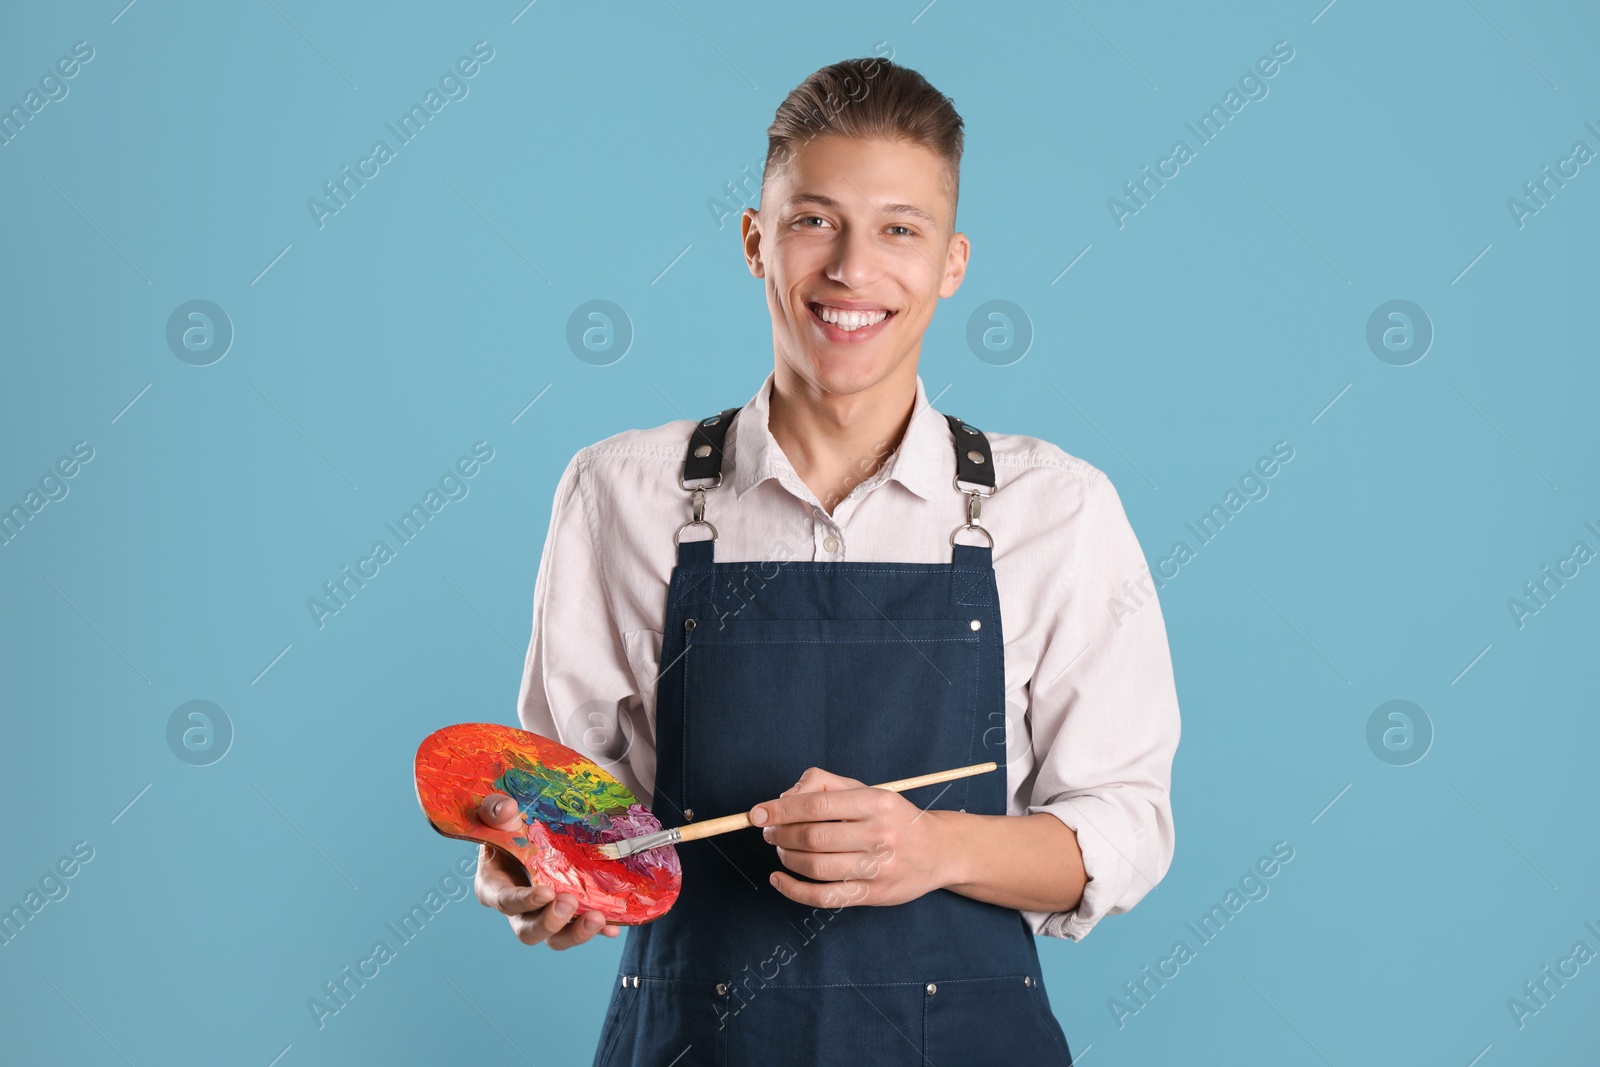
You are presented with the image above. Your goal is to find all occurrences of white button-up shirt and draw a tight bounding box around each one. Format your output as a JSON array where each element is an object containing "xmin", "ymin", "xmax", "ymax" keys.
[{"xmin": 518, "ymin": 370, "xmax": 1181, "ymax": 941}]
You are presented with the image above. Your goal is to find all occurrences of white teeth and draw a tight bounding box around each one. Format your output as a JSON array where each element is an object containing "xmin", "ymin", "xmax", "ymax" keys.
[{"xmin": 814, "ymin": 304, "xmax": 889, "ymax": 331}]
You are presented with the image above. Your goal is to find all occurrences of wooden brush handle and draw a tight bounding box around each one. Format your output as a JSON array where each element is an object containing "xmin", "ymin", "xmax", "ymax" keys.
[{"xmin": 675, "ymin": 761, "xmax": 998, "ymax": 844}]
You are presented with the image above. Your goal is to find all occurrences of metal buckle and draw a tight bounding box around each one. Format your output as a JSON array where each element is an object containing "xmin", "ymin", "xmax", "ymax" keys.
[
  {"xmin": 950, "ymin": 481, "xmax": 995, "ymax": 548},
  {"xmin": 951, "ymin": 524, "xmax": 994, "ymax": 548},
  {"xmin": 951, "ymin": 473, "xmax": 994, "ymax": 498},
  {"xmin": 950, "ymin": 518, "xmax": 994, "ymax": 548},
  {"xmin": 678, "ymin": 470, "xmax": 723, "ymax": 492},
  {"xmin": 674, "ymin": 518, "xmax": 718, "ymax": 544},
  {"xmin": 674, "ymin": 481, "xmax": 720, "ymax": 544}
]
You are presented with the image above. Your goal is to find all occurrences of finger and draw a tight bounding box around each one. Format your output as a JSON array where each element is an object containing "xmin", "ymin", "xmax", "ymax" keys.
[
  {"xmin": 548, "ymin": 909, "xmax": 611, "ymax": 951},
  {"xmin": 508, "ymin": 910, "xmax": 554, "ymax": 946},
  {"xmin": 773, "ymin": 846, "xmax": 877, "ymax": 883},
  {"xmin": 761, "ymin": 819, "xmax": 876, "ymax": 854},
  {"xmin": 534, "ymin": 892, "xmax": 584, "ymax": 939},
  {"xmin": 769, "ymin": 869, "xmax": 869, "ymax": 909},
  {"xmin": 508, "ymin": 903, "xmax": 594, "ymax": 947},
  {"xmin": 484, "ymin": 878, "xmax": 556, "ymax": 916},
  {"xmin": 752, "ymin": 785, "xmax": 877, "ymax": 828},
  {"xmin": 779, "ymin": 766, "xmax": 865, "ymax": 798},
  {"xmin": 507, "ymin": 898, "xmax": 575, "ymax": 944},
  {"xmin": 545, "ymin": 906, "xmax": 611, "ymax": 949},
  {"xmin": 477, "ymin": 848, "xmax": 556, "ymax": 914},
  {"xmin": 477, "ymin": 792, "xmax": 525, "ymax": 831}
]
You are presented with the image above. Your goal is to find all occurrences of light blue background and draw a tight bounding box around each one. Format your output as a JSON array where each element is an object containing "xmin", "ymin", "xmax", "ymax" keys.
[{"xmin": 2, "ymin": 1, "xmax": 1596, "ymax": 1064}]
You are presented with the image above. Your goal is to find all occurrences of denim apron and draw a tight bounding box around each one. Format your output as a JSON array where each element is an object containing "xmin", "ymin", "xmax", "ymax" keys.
[{"xmin": 593, "ymin": 407, "xmax": 1074, "ymax": 1066}]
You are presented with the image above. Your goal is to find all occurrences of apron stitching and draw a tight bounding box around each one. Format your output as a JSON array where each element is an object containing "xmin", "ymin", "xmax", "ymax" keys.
[
  {"xmin": 964, "ymin": 631, "xmax": 979, "ymax": 806},
  {"xmin": 681, "ymin": 570, "xmax": 713, "ymax": 602},
  {"xmin": 701, "ymin": 566, "xmax": 990, "ymax": 577},
  {"xmin": 677, "ymin": 637, "xmax": 976, "ymax": 645},
  {"xmin": 924, "ymin": 990, "xmax": 932, "ymax": 1064},
  {"xmin": 595, "ymin": 985, "xmax": 638, "ymax": 1067},
  {"xmin": 680, "ymin": 632, "xmax": 690, "ymax": 829}
]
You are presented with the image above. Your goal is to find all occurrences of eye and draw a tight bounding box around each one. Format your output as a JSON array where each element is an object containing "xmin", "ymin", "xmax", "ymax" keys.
[
  {"xmin": 795, "ymin": 215, "xmax": 829, "ymax": 229},
  {"xmin": 886, "ymin": 224, "xmax": 915, "ymax": 237}
]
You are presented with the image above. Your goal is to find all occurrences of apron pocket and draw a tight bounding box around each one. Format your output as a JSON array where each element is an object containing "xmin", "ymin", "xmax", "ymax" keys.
[
  {"xmin": 923, "ymin": 974, "xmax": 1073, "ymax": 1065},
  {"xmin": 595, "ymin": 976, "xmax": 726, "ymax": 1067}
]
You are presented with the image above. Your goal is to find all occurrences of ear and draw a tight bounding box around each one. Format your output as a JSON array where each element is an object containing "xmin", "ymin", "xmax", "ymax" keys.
[
  {"xmin": 938, "ymin": 230, "xmax": 971, "ymax": 298},
  {"xmin": 741, "ymin": 208, "xmax": 765, "ymax": 278}
]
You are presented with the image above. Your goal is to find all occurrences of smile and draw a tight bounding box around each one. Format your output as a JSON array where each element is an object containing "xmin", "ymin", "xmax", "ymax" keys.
[{"xmin": 807, "ymin": 302, "xmax": 896, "ymax": 340}]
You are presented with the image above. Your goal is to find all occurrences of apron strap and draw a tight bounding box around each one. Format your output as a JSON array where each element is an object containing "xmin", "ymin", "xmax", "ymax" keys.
[
  {"xmin": 943, "ymin": 413, "xmax": 995, "ymax": 489},
  {"xmin": 675, "ymin": 402, "xmax": 999, "ymax": 551},
  {"xmin": 944, "ymin": 414, "xmax": 996, "ymax": 550},
  {"xmin": 674, "ymin": 407, "xmax": 741, "ymax": 551},
  {"xmin": 682, "ymin": 407, "xmax": 742, "ymax": 486}
]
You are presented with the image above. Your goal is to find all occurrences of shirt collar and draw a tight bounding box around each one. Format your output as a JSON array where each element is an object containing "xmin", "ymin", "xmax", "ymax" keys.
[{"xmin": 730, "ymin": 370, "xmax": 945, "ymax": 504}]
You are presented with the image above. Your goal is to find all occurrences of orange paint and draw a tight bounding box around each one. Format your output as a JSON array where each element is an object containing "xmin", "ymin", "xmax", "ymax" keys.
[{"xmin": 414, "ymin": 722, "xmax": 680, "ymax": 924}]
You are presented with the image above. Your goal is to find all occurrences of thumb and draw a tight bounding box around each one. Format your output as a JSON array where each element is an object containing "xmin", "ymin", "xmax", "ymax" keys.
[{"xmin": 477, "ymin": 792, "xmax": 525, "ymax": 831}]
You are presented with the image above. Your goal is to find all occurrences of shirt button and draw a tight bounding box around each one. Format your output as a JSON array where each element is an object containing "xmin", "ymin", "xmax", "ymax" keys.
[{"xmin": 823, "ymin": 535, "xmax": 839, "ymax": 553}]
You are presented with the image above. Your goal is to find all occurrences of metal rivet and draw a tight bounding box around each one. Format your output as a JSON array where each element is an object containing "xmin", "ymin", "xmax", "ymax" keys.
[
  {"xmin": 966, "ymin": 450, "xmax": 985, "ymax": 464},
  {"xmin": 703, "ymin": 416, "xmax": 720, "ymax": 426},
  {"xmin": 958, "ymin": 807, "xmax": 965, "ymax": 813},
  {"xmin": 683, "ymin": 808, "xmax": 694, "ymax": 821},
  {"xmin": 715, "ymin": 982, "xmax": 729, "ymax": 996},
  {"xmin": 926, "ymin": 983, "xmax": 938, "ymax": 995},
  {"xmin": 1024, "ymin": 975, "xmax": 1033, "ymax": 987},
  {"xmin": 694, "ymin": 444, "xmax": 712, "ymax": 458},
  {"xmin": 684, "ymin": 618, "xmax": 696, "ymax": 630},
  {"xmin": 969, "ymin": 619, "xmax": 981, "ymax": 631},
  {"xmin": 962, "ymin": 425, "xmax": 979, "ymax": 434}
]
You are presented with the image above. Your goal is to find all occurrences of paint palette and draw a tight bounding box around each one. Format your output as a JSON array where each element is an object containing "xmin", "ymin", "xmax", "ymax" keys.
[{"xmin": 413, "ymin": 722, "xmax": 680, "ymax": 925}]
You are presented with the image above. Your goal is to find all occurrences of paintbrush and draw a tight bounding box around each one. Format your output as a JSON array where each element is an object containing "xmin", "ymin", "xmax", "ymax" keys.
[{"xmin": 596, "ymin": 761, "xmax": 998, "ymax": 860}]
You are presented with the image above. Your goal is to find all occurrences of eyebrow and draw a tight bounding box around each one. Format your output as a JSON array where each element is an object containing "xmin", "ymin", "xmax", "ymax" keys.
[{"xmin": 785, "ymin": 193, "xmax": 938, "ymax": 226}]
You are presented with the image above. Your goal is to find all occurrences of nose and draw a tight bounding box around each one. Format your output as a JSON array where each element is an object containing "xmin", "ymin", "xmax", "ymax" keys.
[{"xmin": 824, "ymin": 223, "xmax": 882, "ymax": 290}]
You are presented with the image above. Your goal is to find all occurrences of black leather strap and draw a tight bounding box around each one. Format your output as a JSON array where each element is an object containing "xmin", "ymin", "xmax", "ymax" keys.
[
  {"xmin": 680, "ymin": 405, "xmax": 995, "ymax": 489},
  {"xmin": 682, "ymin": 407, "xmax": 741, "ymax": 484},
  {"xmin": 944, "ymin": 413, "xmax": 995, "ymax": 489}
]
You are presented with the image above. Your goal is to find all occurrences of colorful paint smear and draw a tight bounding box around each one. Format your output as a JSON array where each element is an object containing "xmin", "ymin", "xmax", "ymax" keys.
[{"xmin": 414, "ymin": 722, "xmax": 680, "ymax": 924}]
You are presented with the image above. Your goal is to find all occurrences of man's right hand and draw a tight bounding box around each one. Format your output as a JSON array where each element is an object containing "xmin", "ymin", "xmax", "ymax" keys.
[{"xmin": 473, "ymin": 792, "xmax": 622, "ymax": 948}]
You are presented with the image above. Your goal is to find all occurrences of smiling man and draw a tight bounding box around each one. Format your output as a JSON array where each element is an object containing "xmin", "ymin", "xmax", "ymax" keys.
[{"xmin": 473, "ymin": 57, "xmax": 1181, "ymax": 1066}]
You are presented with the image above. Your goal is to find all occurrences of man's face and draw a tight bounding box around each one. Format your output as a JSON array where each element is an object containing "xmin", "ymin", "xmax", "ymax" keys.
[{"xmin": 741, "ymin": 134, "xmax": 969, "ymax": 398}]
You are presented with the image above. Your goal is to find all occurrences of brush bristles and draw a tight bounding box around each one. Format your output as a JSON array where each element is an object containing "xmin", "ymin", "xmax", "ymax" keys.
[{"xmin": 596, "ymin": 827, "xmax": 676, "ymax": 860}]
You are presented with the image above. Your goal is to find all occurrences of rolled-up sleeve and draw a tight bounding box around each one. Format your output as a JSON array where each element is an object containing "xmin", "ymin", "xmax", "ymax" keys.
[
  {"xmin": 516, "ymin": 449, "xmax": 654, "ymax": 802},
  {"xmin": 1020, "ymin": 471, "xmax": 1180, "ymax": 941}
]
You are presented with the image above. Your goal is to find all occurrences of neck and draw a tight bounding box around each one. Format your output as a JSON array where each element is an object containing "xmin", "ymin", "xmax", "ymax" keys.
[{"xmin": 767, "ymin": 362, "xmax": 918, "ymax": 515}]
